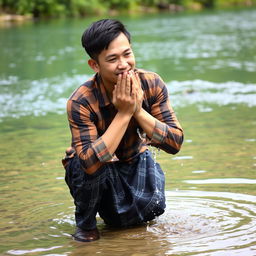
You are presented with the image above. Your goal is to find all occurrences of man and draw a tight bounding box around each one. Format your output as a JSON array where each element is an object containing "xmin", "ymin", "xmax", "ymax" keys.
[{"xmin": 62, "ymin": 19, "xmax": 183, "ymax": 242}]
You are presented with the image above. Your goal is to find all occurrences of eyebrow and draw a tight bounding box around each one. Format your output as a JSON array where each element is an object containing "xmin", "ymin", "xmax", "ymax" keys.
[{"xmin": 105, "ymin": 48, "xmax": 131, "ymax": 60}]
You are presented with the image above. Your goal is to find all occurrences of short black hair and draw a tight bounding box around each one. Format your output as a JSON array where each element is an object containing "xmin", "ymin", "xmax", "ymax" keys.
[{"xmin": 81, "ymin": 19, "xmax": 131, "ymax": 60}]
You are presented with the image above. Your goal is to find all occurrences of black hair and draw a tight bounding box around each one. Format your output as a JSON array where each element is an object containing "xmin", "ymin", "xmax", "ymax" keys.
[{"xmin": 81, "ymin": 19, "xmax": 131, "ymax": 60}]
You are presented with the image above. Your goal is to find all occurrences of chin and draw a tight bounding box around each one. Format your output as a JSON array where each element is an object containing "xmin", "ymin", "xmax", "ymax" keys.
[{"xmin": 112, "ymin": 77, "xmax": 118, "ymax": 84}]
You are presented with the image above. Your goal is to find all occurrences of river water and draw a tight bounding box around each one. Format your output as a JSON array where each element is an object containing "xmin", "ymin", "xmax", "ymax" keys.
[{"xmin": 0, "ymin": 8, "xmax": 256, "ymax": 256}]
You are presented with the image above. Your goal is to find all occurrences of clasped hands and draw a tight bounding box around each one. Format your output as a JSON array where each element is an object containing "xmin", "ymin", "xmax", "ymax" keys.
[{"xmin": 112, "ymin": 70, "xmax": 143, "ymax": 117}]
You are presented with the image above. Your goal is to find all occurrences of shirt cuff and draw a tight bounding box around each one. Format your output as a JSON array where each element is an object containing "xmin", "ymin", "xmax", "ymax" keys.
[
  {"xmin": 92, "ymin": 137, "xmax": 113, "ymax": 162},
  {"xmin": 152, "ymin": 120, "xmax": 168, "ymax": 144}
]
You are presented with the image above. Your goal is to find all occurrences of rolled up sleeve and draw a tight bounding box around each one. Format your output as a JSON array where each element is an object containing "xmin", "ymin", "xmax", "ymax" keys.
[
  {"xmin": 92, "ymin": 137, "xmax": 113, "ymax": 162},
  {"xmin": 148, "ymin": 73, "xmax": 184, "ymax": 154},
  {"xmin": 67, "ymin": 99, "xmax": 112, "ymax": 174},
  {"xmin": 151, "ymin": 120, "xmax": 168, "ymax": 144}
]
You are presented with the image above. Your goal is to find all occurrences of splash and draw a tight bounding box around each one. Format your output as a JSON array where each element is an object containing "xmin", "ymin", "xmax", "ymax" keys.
[{"xmin": 146, "ymin": 190, "xmax": 256, "ymax": 255}]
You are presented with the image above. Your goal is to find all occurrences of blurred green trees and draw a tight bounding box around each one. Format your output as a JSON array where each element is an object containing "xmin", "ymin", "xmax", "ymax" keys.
[{"xmin": 0, "ymin": 0, "xmax": 255, "ymax": 18}]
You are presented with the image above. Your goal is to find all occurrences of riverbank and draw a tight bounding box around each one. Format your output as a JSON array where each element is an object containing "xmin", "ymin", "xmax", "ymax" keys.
[
  {"xmin": 0, "ymin": 14, "xmax": 32, "ymax": 23},
  {"xmin": 1, "ymin": 0, "xmax": 256, "ymax": 23}
]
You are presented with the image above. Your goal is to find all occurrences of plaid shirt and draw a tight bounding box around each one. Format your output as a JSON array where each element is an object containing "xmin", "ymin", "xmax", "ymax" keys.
[{"xmin": 66, "ymin": 68, "xmax": 183, "ymax": 174}]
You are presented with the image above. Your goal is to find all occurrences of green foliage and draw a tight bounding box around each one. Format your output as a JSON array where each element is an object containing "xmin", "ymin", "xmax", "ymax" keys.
[
  {"xmin": 0, "ymin": 0, "xmax": 255, "ymax": 17},
  {"xmin": 195, "ymin": 0, "xmax": 215, "ymax": 8}
]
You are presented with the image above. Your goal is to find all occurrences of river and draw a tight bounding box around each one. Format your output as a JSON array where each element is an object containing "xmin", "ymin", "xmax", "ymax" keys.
[{"xmin": 0, "ymin": 7, "xmax": 256, "ymax": 256}]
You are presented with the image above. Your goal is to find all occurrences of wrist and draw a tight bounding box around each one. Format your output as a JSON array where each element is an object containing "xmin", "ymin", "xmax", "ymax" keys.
[
  {"xmin": 133, "ymin": 107, "xmax": 144, "ymax": 119},
  {"xmin": 116, "ymin": 111, "xmax": 133, "ymax": 121}
]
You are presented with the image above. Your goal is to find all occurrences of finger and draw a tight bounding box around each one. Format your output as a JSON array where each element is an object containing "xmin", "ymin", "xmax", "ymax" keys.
[
  {"xmin": 134, "ymin": 72, "xmax": 141, "ymax": 89},
  {"xmin": 131, "ymin": 79, "xmax": 137, "ymax": 95},
  {"xmin": 130, "ymin": 83, "xmax": 136, "ymax": 100},
  {"xmin": 116, "ymin": 74, "xmax": 122, "ymax": 95},
  {"xmin": 125, "ymin": 72, "xmax": 131, "ymax": 95},
  {"xmin": 129, "ymin": 72, "xmax": 135, "ymax": 88},
  {"xmin": 135, "ymin": 72, "xmax": 140, "ymax": 85},
  {"xmin": 131, "ymin": 71, "xmax": 139, "ymax": 90},
  {"xmin": 120, "ymin": 72, "xmax": 127, "ymax": 96},
  {"xmin": 112, "ymin": 84, "xmax": 117, "ymax": 101}
]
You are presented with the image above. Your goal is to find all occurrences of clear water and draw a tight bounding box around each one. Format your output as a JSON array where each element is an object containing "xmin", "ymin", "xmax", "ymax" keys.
[{"xmin": 0, "ymin": 8, "xmax": 256, "ymax": 256}]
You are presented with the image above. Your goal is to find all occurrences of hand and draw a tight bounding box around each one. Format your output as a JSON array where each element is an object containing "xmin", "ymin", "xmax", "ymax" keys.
[
  {"xmin": 112, "ymin": 72, "xmax": 136, "ymax": 116},
  {"xmin": 130, "ymin": 71, "xmax": 143, "ymax": 117}
]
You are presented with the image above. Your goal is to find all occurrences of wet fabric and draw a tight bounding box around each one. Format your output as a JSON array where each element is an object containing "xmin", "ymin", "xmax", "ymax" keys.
[
  {"xmin": 64, "ymin": 150, "xmax": 166, "ymax": 230},
  {"xmin": 66, "ymin": 68, "xmax": 184, "ymax": 174}
]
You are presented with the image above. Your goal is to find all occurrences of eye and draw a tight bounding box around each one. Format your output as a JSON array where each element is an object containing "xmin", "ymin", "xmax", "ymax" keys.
[
  {"xmin": 107, "ymin": 58, "xmax": 116, "ymax": 63},
  {"xmin": 124, "ymin": 52, "xmax": 131, "ymax": 57}
]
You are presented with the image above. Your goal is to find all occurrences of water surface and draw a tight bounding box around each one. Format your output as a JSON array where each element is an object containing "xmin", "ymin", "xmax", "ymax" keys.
[{"xmin": 0, "ymin": 8, "xmax": 256, "ymax": 256}]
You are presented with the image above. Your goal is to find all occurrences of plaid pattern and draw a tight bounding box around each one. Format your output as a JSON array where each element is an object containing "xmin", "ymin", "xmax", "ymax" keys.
[
  {"xmin": 65, "ymin": 150, "xmax": 166, "ymax": 229},
  {"xmin": 66, "ymin": 68, "xmax": 183, "ymax": 174}
]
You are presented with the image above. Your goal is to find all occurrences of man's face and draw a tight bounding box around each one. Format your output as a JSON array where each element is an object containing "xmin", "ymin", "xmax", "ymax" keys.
[{"xmin": 90, "ymin": 32, "xmax": 136, "ymax": 90}]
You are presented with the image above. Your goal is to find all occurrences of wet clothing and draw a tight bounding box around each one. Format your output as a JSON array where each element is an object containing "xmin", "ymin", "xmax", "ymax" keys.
[
  {"xmin": 63, "ymin": 68, "xmax": 183, "ymax": 229},
  {"xmin": 66, "ymin": 69, "xmax": 183, "ymax": 174},
  {"xmin": 64, "ymin": 150, "xmax": 165, "ymax": 229}
]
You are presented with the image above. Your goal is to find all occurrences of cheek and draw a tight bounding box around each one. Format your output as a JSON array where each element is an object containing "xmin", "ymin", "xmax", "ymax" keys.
[
  {"xmin": 107, "ymin": 64, "xmax": 118, "ymax": 72},
  {"xmin": 129, "ymin": 56, "xmax": 135, "ymax": 66}
]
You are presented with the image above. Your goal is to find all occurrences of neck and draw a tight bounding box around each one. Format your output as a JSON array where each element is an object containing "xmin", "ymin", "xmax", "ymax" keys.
[{"xmin": 99, "ymin": 75, "xmax": 114, "ymax": 100}]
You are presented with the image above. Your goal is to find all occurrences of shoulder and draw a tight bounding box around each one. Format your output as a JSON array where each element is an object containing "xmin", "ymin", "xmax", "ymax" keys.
[
  {"xmin": 136, "ymin": 68, "xmax": 159, "ymax": 79},
  {"xmin": 68, "ymin": 75, "xmax": 96, "ymax": 103},
  {"xmin": 136, "ymin": 68, "xmax": 166, "ymax": 93},
  {"xmin": 136, "ymin": 68, "xmax": 165, "ymax": 87}
]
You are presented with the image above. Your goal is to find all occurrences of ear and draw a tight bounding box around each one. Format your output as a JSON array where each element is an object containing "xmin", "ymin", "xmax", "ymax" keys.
[{"xmin": 88, "ymin": 59, "xmax": 99, "ymax": 73}]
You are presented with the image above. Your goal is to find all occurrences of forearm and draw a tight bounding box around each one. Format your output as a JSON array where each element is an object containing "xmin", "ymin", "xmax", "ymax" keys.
[
  {"xmin": 101, "ymin": 112, "xmax": 132, "ymax": 156},
  {"xmin": 133, "ymin": 108, "xmax": 155, "ymax": 139},
  {"xmin": 134, "ymin": 107, "xmax": 183, "ymax": 154},
  {"xmin": 76, "ymin": 112, "xmax": 132, "ymax": 175}
]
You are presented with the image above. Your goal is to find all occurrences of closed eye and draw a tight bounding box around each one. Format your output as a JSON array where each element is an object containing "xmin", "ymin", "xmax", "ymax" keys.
[
  {"xmin": 107, "ymin": 58, "xmax": 117, "ymax": 62},
  {"xmin": 124, "ymin": 51, "xmax": 131, "ymax": 56}
]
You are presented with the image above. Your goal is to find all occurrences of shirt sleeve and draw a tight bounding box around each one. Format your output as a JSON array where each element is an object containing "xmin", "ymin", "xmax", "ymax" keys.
[
  {"xmin": 67, "ymin": 99, "xmax": 113, "ymax": 174},
  {"xmin": 148, "ymin": 73, "xmax": 184, "ymax": 154}
]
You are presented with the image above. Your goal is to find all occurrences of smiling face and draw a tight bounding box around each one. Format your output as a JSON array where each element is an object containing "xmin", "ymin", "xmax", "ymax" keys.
[{"xmin": 88, "ymin": 32, "xmax": 136, "ymax": 93}]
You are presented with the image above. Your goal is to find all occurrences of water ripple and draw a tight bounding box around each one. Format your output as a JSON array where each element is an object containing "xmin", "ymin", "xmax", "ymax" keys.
[
  {"xmin": 146, "ymin": 190, "xmax": 256, "ymax": 255},
  {"xmin": 0, "ymin": 75, "xmax": 255, "ymax": 120},
  {"xmin": 7, "ymin": 246, "xmax": 62, "ymax": 255},
  {"xmin": 50, "ymin": 190, "xmax": 256, "ymax": 256}
]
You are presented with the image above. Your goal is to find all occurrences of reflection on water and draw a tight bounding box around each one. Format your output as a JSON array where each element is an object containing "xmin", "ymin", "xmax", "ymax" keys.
[{"xmin": 6, "ymin": 190, "xmax": 255, "ymax": 256}]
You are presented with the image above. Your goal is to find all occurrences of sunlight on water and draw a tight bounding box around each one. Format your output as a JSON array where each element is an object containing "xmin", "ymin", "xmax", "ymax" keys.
[
  {"xmin": 0, "ymin": 74, "xmax": 88, "ymax": 119},
  {"xmin": 168, "ymin": 80, "xmax": 256, "ymax": 109},
  {"xmin": 7, "ymin": 246, "xmax": 63, "ymax": 255},
  {"xmin": 0, "ymin": 75, "xmax": 255, "ymax": 120}
]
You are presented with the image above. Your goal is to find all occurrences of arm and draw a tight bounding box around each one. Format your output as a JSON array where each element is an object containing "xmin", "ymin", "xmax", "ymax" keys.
[
  {"xmin": 132, "ymin": 71, "xmax": 183, "ymax": 154},
  {"xmin": 68, "ymin": 72, "xmax": 136, "ymax": 175}
]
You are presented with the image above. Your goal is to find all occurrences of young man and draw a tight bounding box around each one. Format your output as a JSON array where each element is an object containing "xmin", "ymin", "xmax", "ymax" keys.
[{"xmin": 62, "ymin": 19, "xmax": 183, "ymax": 242}]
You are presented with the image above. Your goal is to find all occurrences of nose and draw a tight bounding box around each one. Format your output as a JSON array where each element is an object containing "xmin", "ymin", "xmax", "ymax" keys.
[{"xmin": 117, "ymin": 58, "xmax": 128, "ymax": 70}]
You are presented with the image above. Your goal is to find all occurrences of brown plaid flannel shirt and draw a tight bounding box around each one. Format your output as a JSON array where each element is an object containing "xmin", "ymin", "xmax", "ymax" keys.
[{"xmin": 66, "ymin": 69, "xmax": 184, "ymax": 174}]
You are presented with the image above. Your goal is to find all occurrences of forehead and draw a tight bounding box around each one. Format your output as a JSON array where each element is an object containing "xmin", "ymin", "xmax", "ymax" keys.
[{"xmin": 100, "ymin": 33, "xmax": 131, "ymax": 58}]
